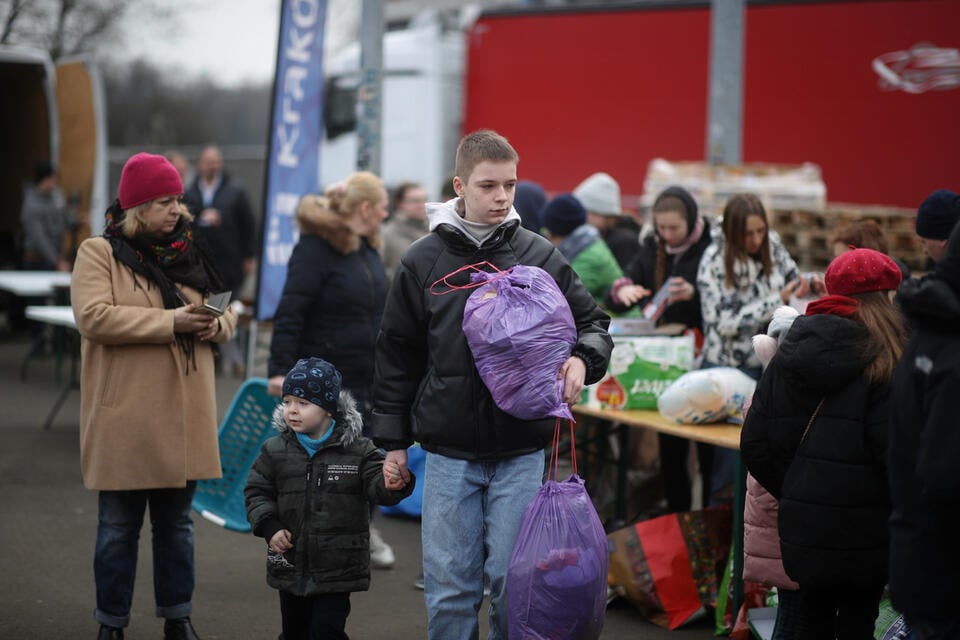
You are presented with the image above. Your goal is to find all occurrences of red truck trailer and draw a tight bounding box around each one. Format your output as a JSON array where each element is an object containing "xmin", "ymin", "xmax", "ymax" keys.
[{"xmin": 463, "ymin": 0, "xmax": 959, "ymax": 209}]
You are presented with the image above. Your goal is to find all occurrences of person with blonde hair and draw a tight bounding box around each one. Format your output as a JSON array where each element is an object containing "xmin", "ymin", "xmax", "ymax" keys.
[
  {"xmin": 267, "ymin": 171, "xmax": 397, "ymax": 569},
  {"xmin": 742, "ymin": 248, "xmax": 907, "ymax": 639},
  {"xmin": 71, "ymin": 152, "xmax": 238, "ymax": 640}
]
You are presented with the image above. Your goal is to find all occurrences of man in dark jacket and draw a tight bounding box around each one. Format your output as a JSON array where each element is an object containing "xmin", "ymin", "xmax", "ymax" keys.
[
  {"xmin": 889, "ymin": 220, "xmax": 960, "ymax": 639},
  {"xmin": 183, "ymin": 146, "xmax": 257, "ymax": 297},
  {"xmin": 183, "ymin": 146, "xmax": 257, "ymax": 374},
  {"xmin": 914, "ymin": 189, "xmax": 960, "ymax": 269},
  {"xmin": 372, "ymin": 130, "xmax": 612, "ymax": 640}
]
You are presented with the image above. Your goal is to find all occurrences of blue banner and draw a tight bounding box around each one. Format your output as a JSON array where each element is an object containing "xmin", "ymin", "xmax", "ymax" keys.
[{"xmin": 256, "ymin": 0, "xmax": 327, "ymax": 320}]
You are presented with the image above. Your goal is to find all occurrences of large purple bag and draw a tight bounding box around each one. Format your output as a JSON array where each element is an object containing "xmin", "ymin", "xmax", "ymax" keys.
[
  {"xmin": 462, "ymin": 264, "xmax": 576, "ymax": 420},
  {"xmin": 507, "ymin": 424, "xmax": 608, "ymax": 640}
]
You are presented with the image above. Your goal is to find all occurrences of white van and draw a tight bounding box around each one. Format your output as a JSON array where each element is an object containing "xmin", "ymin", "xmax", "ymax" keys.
[{"xmin": 320, "ymin": 14, "xmax": 465, "ymax": 199}]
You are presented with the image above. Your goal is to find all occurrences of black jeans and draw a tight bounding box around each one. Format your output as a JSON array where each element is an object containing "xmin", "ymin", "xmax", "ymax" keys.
[
  {"xmin": 797, "ymin": 582, "xmax": 885, "ymax": 640},
  {"xmin": 909, "ymin": 617, "xmax": 960, "ymax": 640},
  {"xmin": 279, "ymin": 591, "xmax": 351, "ymax": 640}
]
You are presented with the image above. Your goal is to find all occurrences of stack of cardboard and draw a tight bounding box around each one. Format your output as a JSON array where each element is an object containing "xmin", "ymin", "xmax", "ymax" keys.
[{"xmin": 641, "ymin": 158, "xmax": 827, "ymax": 219}]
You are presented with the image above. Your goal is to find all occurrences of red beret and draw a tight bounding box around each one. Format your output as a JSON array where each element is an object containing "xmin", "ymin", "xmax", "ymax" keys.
[
  {"xmin": 825, "ymin": 248, "xmax": 902, "ymax": 296},
  {"xmin": 118, "ymin": 152, "xmax": 183, "ymax": 210}
]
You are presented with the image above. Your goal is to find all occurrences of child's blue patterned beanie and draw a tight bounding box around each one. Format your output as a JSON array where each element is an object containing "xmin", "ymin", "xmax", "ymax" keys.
[{"xmin": 282, "ymin": 357, "xmax": 342, "ymax": 414}]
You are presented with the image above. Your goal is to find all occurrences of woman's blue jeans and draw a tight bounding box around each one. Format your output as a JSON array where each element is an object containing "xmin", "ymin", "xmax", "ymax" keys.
[
  {"xmin": 421, "ymin": 450, "xmax": 544, "ymax": 640},
  {"xmin": 94, "ymin": 482, "xmax": 196, "ymax": 628}
]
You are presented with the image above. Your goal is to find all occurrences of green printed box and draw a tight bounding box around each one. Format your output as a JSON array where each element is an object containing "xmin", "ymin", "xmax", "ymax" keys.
[{"xmin": 583, "ymin": 334, "xmax": 695, "ymax": 410}]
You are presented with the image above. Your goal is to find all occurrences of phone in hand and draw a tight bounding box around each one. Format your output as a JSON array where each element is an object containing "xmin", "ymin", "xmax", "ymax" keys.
[{"xmin": 198, "ymin": 291, "xmax": 232, "ymax": 316}]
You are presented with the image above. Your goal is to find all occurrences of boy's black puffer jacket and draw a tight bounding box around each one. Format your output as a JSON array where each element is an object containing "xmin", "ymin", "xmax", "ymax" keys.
[
  {"xmin": 245, "ymin": 392, "xmax": 414, "ymax": 596},
  {"xmin": 372, "ymin": 214, "xmax": 612, "ymax": 461}
]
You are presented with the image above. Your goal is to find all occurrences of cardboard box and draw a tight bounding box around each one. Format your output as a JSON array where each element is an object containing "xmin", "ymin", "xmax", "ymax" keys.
[
  {"xmin": 608, "ymin": 319, "xmax": 687, "ymax": 336},
  {"xmin": 583, "ymin": 333, "xmax": 695, "ymax": 410}
]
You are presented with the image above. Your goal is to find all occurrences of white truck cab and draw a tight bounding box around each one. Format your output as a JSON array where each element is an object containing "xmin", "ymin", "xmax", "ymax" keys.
[{"xmin": 321, "ymin": 14, "xmax": 465, "ymax": 199}]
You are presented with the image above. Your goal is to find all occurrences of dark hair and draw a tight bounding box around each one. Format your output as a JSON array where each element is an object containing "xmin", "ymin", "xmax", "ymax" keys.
[
  {"xmin": 33, "ymin": 160, "xmax": 55, "ymax": 184},
  {"xmin": 722, "ymin": 193, "xmax": 771, "ymax": 289},
  {"xmin": 652, "ymin": 190, "xmax": 696, "ymax": 289},
  {"xmin": 391, "ymin": 181, "xmax": 423, "ymax": 211}
]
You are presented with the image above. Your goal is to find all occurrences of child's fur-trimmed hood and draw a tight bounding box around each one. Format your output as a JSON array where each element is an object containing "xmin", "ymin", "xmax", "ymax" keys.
[{"xmin": 271, "ymin": 389, "xmax": 364, "ymax": 448}]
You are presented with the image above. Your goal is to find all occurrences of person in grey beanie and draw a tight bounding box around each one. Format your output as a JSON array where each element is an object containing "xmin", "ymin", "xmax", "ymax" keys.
[{"xmin": 573, "ymin": 172, "xmax": 640, "ymax": 270}]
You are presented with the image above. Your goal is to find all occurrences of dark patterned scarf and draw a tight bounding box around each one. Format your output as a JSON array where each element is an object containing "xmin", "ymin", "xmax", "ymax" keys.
[{"xmin": 102, "ymin": 200, "xmax": 224, "ymax": 372}]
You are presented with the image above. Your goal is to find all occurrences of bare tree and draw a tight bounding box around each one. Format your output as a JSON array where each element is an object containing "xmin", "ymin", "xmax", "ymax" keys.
[
  {"xmin": 0, "ymin": 0, "xmax": 171, "ymax": 58},
  {"xmin": 102, "ymin": 59, "xmax": 271, "ymax": 147}
]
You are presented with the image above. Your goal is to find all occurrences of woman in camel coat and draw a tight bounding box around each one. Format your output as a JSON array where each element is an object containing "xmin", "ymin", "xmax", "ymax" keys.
[{"xmin": 71, "ymin": 152, "xmax": 236, "ymax": 640}]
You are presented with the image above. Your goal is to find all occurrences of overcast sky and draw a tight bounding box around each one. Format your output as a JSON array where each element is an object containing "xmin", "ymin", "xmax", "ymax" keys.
[
  {"xmin": 115, "ymin": 0, "xmax": 366, "ymax": 87},
  {"xmin": 116, "ymin": 0, "xmax": 277, "ymax": 86}
]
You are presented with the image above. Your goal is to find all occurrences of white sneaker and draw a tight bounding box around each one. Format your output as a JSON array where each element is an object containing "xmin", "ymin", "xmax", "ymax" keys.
[{"xmin": 369, "ymin": 526, "xmax": 395, "ymax": 569}]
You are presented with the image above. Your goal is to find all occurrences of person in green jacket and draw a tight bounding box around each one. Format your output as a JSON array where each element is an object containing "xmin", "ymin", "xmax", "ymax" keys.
[{"xmin": 540, "ymin": 193, "xmax": 626, "ymax": 310}]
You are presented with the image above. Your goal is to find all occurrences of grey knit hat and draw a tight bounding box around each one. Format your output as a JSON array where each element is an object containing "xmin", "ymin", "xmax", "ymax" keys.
[{"xmin": 573, "ymin": 172, "xmax": 622, "ymax": 216}]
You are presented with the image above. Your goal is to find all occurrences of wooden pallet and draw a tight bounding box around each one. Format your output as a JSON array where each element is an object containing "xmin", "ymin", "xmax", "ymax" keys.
[{"xmin": 770, "ymin": 203, "xmax": 922, "ymax": 272}]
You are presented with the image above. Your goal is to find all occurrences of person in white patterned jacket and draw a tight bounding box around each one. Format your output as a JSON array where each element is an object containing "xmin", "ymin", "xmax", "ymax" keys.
[{"xmin": 695, "ymin": 193, "xmax": 821, "ymax": 506}]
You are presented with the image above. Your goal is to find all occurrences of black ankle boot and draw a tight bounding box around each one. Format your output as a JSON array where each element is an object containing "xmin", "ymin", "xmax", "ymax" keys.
[
  {"xmin": 97, "ymin": 625, "xmax": 124, "ymax": 640},
  {"xmin": 164, "ymin": 617, "xmax": 200, "ymax": 640}
]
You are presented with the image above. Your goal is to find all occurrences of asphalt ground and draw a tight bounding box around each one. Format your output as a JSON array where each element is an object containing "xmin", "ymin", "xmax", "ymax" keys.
[{"xmin": 0, "ymin": 331, "xmax": 716, "ymax": 639}]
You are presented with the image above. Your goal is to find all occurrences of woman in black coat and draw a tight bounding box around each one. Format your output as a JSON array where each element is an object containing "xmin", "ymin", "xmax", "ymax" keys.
[
  {"xmin": 267, "ymin": 172, "xmax": 398, "ymax": 569},
  {"xmin": 606, "ymin": 185, "xmax": 714, "ymax": 513},
  {"xmin": 267, "ymin": 171, "xmax": 389, "ymax": 408},
  {"xmin": 741, "ymin": 248, "xmax": 907, "ymax": 639}
]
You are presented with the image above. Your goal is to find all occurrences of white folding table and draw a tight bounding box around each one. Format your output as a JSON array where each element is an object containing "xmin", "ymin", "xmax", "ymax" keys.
[{"xmin": 25, "ymin": 305, "xmax": 78, "ymax": 429}]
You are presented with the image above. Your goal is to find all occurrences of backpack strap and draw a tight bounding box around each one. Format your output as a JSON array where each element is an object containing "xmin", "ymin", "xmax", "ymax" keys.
[{"xmin": 799, "ymin": 397, "xmax": 826, "ymax": 445}]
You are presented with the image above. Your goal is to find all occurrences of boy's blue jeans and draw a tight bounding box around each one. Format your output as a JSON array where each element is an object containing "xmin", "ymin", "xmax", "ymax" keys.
[
  {"xmin": 421, "ymin": 450, "xmax": 544, "ymax": 640},
  {"xmin": 94, "ymin": 483, "xmax": 196, "ymax": 628}
]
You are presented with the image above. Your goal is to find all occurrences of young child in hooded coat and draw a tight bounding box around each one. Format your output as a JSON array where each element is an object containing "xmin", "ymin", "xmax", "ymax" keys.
[{"xmin": 245, "ymin": 357, "xmax": 414, "ymax": 640}]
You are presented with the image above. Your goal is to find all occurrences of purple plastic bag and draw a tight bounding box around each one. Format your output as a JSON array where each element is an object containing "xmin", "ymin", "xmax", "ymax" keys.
[
  {"xmin": 462, "ymin": 265, "xmax": 576, "ymax": 420},
  {"xmin": 507, "ymin": 474, "xmax": 609, "ymax": 640}
]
